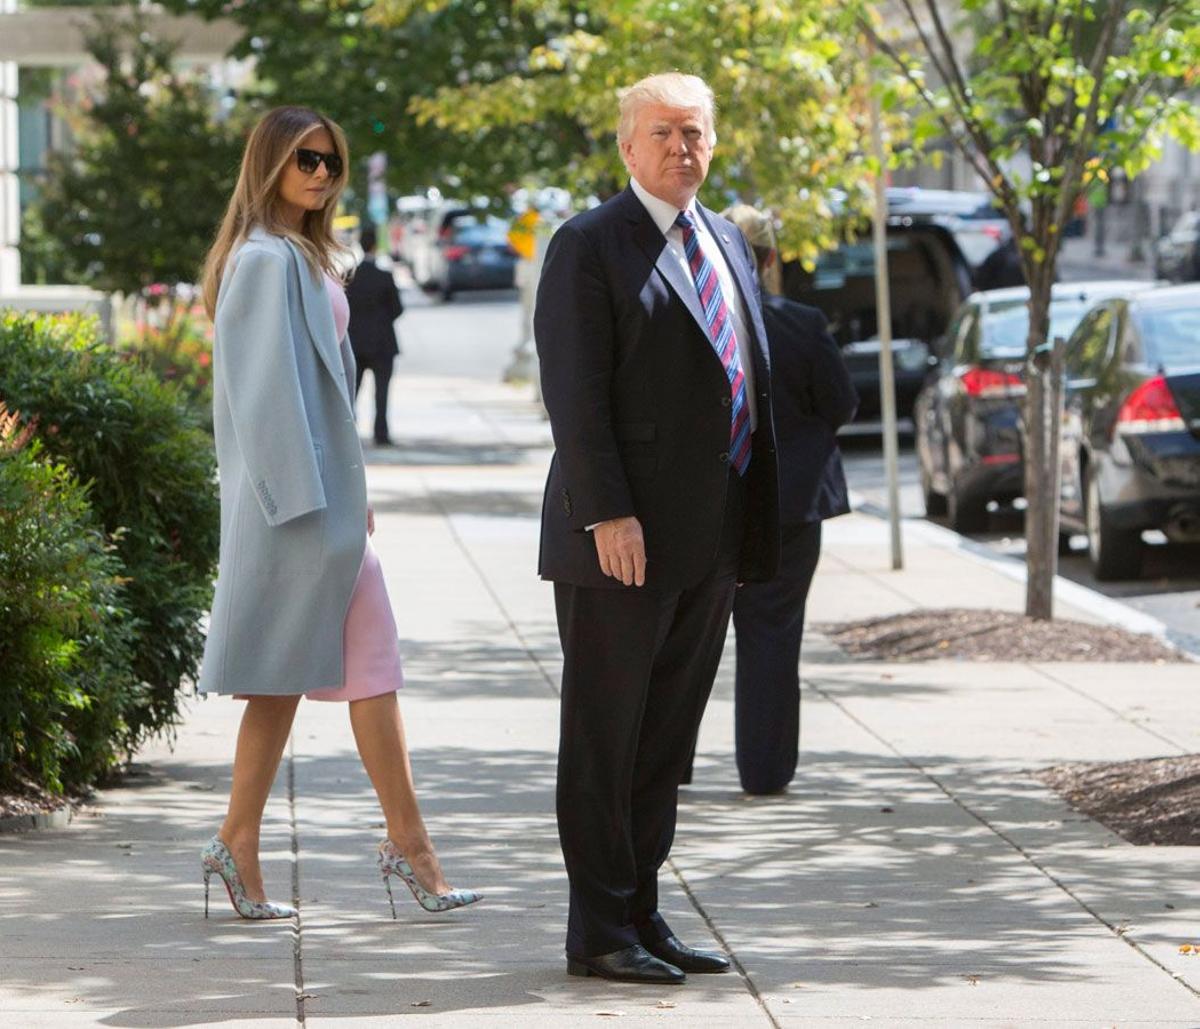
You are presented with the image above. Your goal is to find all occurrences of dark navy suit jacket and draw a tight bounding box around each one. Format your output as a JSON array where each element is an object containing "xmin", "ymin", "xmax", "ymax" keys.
[
  {"xmin": 535, "ymin": 185, "xmax": 781, "ymax": 591},
  {"xmin": 764, "ymin": 294, "xmax": 857, "ymax": 526}
]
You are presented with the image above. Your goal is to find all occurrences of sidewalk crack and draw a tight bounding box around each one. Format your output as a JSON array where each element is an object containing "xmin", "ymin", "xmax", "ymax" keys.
[
  {"xmin": 806, "ymin": 676, "xmax": 1200, "ymax": 1003},
  {"xmin": 666, "ymin": 858, "xmax": 781, "ymax": 1027}
]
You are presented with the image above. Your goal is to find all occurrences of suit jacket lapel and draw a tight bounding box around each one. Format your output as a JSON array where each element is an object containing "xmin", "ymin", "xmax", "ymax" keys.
[
  {"xmin": 282, "ymin": 238, "xmax": 353, "ymax": 411},
  {"xmin": 623, "ymin": 188, "xmax": 714, "ymax": 347}
]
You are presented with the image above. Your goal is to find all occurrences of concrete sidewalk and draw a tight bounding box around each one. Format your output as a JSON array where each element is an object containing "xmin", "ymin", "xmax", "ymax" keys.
[{"xmin": 2, "ymin": 375, "xmax": 1199, "ymax": 1027}]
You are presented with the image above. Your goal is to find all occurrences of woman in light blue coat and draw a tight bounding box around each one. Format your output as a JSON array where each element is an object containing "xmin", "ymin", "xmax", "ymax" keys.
[{"xmin": 197, "ymin": 106, "xmax": 479, "ymax": 920}]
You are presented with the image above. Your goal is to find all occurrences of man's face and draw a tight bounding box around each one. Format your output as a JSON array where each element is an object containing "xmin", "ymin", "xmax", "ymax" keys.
[{"xmin": 620, "ymin": 103, "xmax": 712, "ymax": 209}]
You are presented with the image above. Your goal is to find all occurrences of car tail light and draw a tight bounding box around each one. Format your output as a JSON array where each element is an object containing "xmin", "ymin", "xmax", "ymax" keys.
[
  {"xmin": 959, "ymin": 366, "xmax": 1025, "ymax": 398},
  {"xmin": 1114, "ymin": 376, "xmax": 1185, "ymax": 434},
  {"xmin": 443, "ymin": 245, "xmax": 469, "ymax": 261},
  {"xmin": 983, "ymin": 224, "xmax": 1003, "ymax": 241}
]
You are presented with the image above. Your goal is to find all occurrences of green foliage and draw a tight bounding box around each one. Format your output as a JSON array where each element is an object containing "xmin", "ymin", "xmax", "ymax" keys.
[
  {"xmin": 158, "ymin": 0, "xmax": 587, "ymax": 205},
  {"xmin": 118, "ymin": 298, "xmax": 215, "ymax": 431},
  {"xmin": 385, "ymin": 0, "xmax": 877, "ymax": 264},
  {"xmin": 23, "ymin": 9, "xmax": 245, "ymax": 295},
  {"xmin": 869, "ymin": 0, "xmax": 1200, "ymax": 298},
  {"xmin": 0, "ymin": 311, "xmax": 220, "ymax": 751},
  {"xmin": 0, "ymin": 405, "xmax": 137, "ymax": 795}
]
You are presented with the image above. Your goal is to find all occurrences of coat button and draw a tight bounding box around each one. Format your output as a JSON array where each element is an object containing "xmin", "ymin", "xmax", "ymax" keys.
[
  {"xmin": 561, "ymin": 488, "xmax": 573, "ymax": 516},
  {"xmin": 721, "ymin": 396, "xmax": 731, "ymax": 407},
  {"xmin": 719, "ymin": 451, "xmax": 729, "ymax": 464}
]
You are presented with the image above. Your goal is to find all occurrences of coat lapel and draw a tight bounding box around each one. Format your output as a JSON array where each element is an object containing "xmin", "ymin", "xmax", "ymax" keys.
[{"xmin": 281, "ymin": 237, "xmax": 353, "ymax": 411}]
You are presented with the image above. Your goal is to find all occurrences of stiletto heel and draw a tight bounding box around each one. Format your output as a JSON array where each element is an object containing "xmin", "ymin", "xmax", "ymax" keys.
[
  {"xmin": 383, "ymin": 871, "xmax": 398, "ymax": 919},
  {"xmin": 200, "ymin": 835, "xmax": 297, "ymax": 920},
  {"xmin": 377, "ymin": 839, "xmax": 481, "ymax": 914}
]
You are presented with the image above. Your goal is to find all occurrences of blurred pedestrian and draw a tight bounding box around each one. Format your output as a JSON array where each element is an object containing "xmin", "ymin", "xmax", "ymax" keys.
[
  {"xmin": 347, "ymin": 225, "xmax": 404, "ymax": 446},
  {"xmin": 722, "ymin": 204, "xmax": 857, "ymax": 796},
  {"xmin": 197, "ymin": 105, "xmax": 479, "ymax": 923},
  {"xmin": 535, "ymin": 72, "xmax": 780, "ymax": 985},
  {"xmin": 973, "ymin": 234, "xmax": 1026, "ymax": 291}
]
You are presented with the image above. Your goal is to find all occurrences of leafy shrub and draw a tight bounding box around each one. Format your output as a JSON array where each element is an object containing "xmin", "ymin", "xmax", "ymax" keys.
[
  {"xmin": 118, "ymin": 298, "xmax": 214, "ymax": 430},
  {"xmin": 0, "ymin": 405, "xmax": 138, "ymax": 793},
  {"xmin": 0, "ymin": 311, "xmax": 219, "ymax": 751}
]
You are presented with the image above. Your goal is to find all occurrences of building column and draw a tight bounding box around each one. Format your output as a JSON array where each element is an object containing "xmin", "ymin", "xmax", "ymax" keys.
[{"xmin": 0, "ymin": 0, "xmax": 19, "ymax": 294}]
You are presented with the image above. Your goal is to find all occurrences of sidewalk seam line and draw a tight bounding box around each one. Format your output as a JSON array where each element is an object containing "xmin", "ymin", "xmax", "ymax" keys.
[
  {"xmin": 1027, "ymin": 664, "xmax": 1193, "ymax": 754},
  {"xmin": 805, "ymin": 675, "xmax": 1200, "ymax": 1003},
  {"xmin": 288, "ymin": 734, "xmax": 306, "ymax": 1026},
  {"xmin": 666, "ymin": 858, "xmax": 781, "ymax": 1027},
  {"xmin": 420, "ymin": 472, "xmax": 561, "ymax": 698}
]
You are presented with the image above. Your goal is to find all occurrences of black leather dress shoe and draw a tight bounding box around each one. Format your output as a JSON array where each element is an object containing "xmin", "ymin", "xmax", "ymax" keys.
[
  {"xmin": 566, "ymin": 944, "xmax": 686, "ymax": 984},
  {"xmin": 643, "ymin": 935, "xmax": 730, "ymax": 974}
]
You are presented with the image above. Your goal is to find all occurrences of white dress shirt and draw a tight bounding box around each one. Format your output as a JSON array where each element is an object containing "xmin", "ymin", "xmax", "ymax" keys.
[{"xmin": 629, "ymin": 177, "xmax": 757, "ymax": 429}]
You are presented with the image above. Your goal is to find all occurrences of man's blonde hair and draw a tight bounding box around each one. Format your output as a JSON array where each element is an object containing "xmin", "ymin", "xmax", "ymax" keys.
[{"xmin": 616, "ymin": 72, "xmax": 717, "ymax": 146}]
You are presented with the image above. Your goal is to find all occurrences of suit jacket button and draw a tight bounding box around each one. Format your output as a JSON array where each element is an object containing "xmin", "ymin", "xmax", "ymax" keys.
[
  {"xmin": 561, "ymin": 488, "xmax": 572, "ymax": 516},
  {"xmin": 721, "ymin": 395, "xmax": 731, "ymax": 407},
  {"xmin": 719, "ymin": 451, "xmax": 729, "ymax": 464}
]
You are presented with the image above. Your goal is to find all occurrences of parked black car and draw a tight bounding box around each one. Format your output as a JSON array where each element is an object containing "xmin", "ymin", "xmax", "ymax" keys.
[
  {"xmin": 1153, "ymin": 211, "xmax": 1200, "ymax": 283},
  {"xmin": 426, "ymin": 215, "xmax": 518, "ymax": 301},
  {"xmin": 1054, "ymin": 283, "xmax": 1200, "ymax": 579},
  {"xmin": 782, "ymin": 222, "xmax": 972, "ymax": 422},
  {"xmin": 915, "ymin": 282, "xmax": 1156, "ymax": 532}
]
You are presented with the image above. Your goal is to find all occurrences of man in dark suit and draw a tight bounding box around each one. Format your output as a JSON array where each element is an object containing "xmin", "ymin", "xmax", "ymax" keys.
[
  {"xmin": 347, "ymin": 226, "xmax": 404, "ymax": 445},
  {"xmin": 535, "ymin": 73, "xmax": 780, "ymax": 986}
]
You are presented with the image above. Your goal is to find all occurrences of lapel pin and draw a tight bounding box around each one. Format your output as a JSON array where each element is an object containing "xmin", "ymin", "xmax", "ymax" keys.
[{"xmin": 721, "ymin": 234, "xmax": 731, "ymax": 243}]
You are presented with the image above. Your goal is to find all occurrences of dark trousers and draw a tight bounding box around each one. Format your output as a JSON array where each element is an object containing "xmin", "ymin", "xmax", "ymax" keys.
[
  {"xmin": 553, "ymin": 472, "xmax": 745, "ymax": 958},
  {"xmin": 730, "ymin": 519, "xmax": 823, "ymax": 795},
  {"xmin": 354, "ymin": 353, "xmax": 394, "ymax": 444}
]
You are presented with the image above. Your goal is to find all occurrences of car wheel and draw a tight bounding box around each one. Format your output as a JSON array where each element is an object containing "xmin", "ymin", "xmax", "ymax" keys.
[
  {"xmin": 948, "ymin": 482, "xmax": 989, "ymax": 534},
  {"xmin": 921, "ymin": 464, "xmax": 947, "ymax": 517},
  {"xmin": 1057, "ymin": 531, "xmax": 1076, "ymax": 556},
  {"xmin": 1085, "ymin": 471, "xmax": 1142, "ymax": 580},
  {"xmin": 441, "ymin": 285, "xmax": 454, "ymax": 302}
]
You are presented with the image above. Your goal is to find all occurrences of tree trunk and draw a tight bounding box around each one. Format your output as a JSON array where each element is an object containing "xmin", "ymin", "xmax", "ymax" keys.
[{"xmin": 1023, "ymin": 277, "xmax": 1061, "ymax": 620}]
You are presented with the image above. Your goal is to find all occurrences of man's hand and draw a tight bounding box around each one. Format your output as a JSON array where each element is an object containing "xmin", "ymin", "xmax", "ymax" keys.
[{"xmin": 593, "ymin": 516, "xmax": 646, "ymax": 587}]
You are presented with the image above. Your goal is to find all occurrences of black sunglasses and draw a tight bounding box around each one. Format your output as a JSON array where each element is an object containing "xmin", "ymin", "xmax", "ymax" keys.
[{"xmin": 295, "ymin": 147, "xmax": 343, "ymax": 177}]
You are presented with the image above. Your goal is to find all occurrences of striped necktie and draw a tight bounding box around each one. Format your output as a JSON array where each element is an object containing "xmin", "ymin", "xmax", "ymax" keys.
[{"xmin": 675, "ymin": 210, "xmax": 751, "ymax": 476}]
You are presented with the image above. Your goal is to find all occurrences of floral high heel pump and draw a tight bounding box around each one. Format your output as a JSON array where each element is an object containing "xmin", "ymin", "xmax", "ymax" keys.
[
  {"xmin": 201, "ymin": 835, "xmax": 297, "ymax": 920},
  {"xmin": 378, "ymin": 839, "xmax": 482, "ymax": 915}
]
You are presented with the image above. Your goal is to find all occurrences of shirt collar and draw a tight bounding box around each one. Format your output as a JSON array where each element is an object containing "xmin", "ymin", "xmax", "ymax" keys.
[{"xmin": 630, "ymin": 177, "xmax": 699, "ymax": 238}]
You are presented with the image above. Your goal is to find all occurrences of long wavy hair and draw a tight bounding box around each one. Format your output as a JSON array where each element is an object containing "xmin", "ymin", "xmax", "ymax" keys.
[{"xmin": 201, "ymin": 106, "xmax": 350, "ymax": 317}]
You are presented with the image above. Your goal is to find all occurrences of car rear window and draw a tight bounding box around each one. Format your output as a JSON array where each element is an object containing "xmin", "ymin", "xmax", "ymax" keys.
[
  {"xmin": 1135, "ymin": 301, "xmax": 1200, "ymax": 372},
  {"xmin": 452, "ymin": 221, "xmax": 509, "ymax": 246},
  {"xmin": 982, "ymin": 299, "xmax": 1092, "ymax": 357}
]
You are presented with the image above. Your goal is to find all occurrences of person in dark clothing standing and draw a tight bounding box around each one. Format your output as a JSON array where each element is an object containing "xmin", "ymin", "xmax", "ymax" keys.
[
  {"xmin": 347, "ymin": 226, "xmax": 404, "ymax": 445},
  {"xmin": 722, "ymin": 205, "xmax": 857, "ymax": 796},
  {"xmin": 973, "ymin": 235, "xmax": 1026, "ymax": 291}
]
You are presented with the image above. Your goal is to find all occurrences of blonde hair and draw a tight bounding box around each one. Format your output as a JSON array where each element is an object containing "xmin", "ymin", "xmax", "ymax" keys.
[
  {"xmin": 616, "ymin": 73, "xmax": 716, "ymax": 147},
  {"xmin": 201, "ymin": 105, "xmax": 350, "ymax": 317},
  {"xmin": 722, "ymin": 203, "xmax": 782, "ymax": 296}
]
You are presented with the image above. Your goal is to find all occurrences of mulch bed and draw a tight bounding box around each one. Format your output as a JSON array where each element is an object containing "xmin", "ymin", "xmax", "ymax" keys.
[
  {"xmin": 816, "ymin": 608, "xmax": 1188, "ymax": 664},
  {"xmin": 0, "ymin": 780, "xmax": 81, "ymax": 827},
  {"xmin": 1036, "ymin": 754, "xmax": 1200, "ymax": 846}
]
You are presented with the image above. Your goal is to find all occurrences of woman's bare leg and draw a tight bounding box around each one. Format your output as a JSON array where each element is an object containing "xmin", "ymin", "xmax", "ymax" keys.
[
  {"xmin": 349, "ymin": 690, "xmax": 451, "ymax": 895},
  {"xmin": 217, "ymin": 694, "xmax": 302, "ymax": 902}
]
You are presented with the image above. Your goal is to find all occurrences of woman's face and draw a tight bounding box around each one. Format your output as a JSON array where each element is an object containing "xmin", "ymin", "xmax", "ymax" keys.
[{"xmin": 277, "ymin": 126, "xmax": 340, "ymax": 226}]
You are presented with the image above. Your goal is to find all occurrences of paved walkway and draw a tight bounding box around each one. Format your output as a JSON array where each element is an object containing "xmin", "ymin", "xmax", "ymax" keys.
[{"xmin": 2, "ymin": 375, "xmax": 1199, "ymax": 1027}]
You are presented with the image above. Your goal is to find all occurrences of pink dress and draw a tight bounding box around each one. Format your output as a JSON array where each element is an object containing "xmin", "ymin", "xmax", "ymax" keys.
[{"xmin": 303, "ymin": 274, "xmax": 404, "ymax": 702}]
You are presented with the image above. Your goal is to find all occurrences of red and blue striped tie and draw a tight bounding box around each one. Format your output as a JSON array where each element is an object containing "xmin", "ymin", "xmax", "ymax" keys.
[{"xmin": 675, "ymin": 210, "xmax": 751, "ymax": 476}]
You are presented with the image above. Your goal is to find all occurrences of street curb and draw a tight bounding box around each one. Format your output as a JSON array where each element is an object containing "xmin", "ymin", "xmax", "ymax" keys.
[
  {"xmin": 849, "ymin": 491, "xmax": 1199, "ymax": 660},
  {"xmin": 0, "ymin": 805, "xmax": 73, "ymax": 833}
]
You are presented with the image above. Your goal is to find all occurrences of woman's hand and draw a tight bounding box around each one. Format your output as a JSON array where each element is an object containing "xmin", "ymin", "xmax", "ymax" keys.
[{"xmin": 367, "ymin": 506, "xmax": 375, "ymax": 536}]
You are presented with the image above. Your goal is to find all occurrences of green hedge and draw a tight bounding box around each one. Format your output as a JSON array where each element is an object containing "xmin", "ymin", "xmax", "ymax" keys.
[
  {"xmin": 0, "ymin": 311, "xmax": 219, "ymax": 789},
  {"xmin": 0, "ymin": 410, "xmax": 137, "ymax": 792}
]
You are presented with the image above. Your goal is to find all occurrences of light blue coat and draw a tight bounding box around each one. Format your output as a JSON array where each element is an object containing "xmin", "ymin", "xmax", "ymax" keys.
[{"xmin": 198, "ymin": 228, "xmax": 367, "ymax": 696}]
